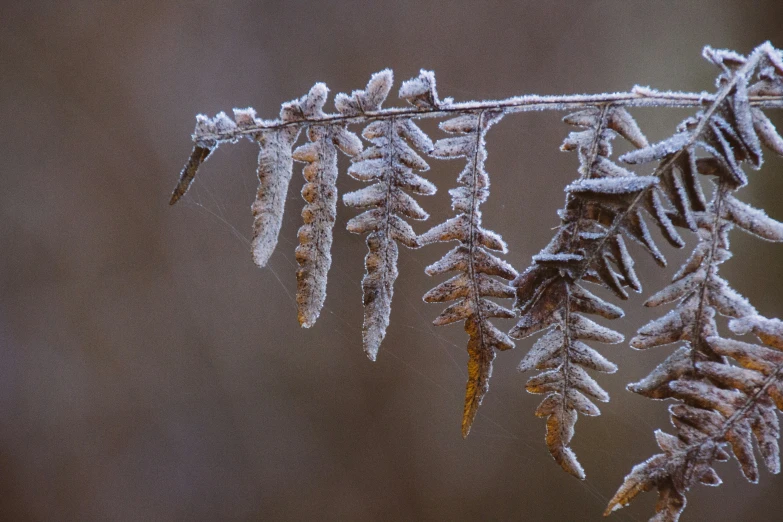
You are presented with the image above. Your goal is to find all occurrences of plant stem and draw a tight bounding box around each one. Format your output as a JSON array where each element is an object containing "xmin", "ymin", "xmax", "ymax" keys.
[{"xmin": 194, "ymin": 90, "xmax": 783, "ymax": 143}]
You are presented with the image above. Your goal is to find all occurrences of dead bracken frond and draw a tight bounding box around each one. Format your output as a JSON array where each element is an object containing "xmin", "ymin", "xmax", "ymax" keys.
[
  {"xmin": 607, "ymin": 44, "xmax": 783, "ymax": 521},
  {"xmin": 419, "ymin": 110, "xmax": 516, "ymax": 437},
  {"xmin": 342, "ymin": 70, "xmax": 436, "ymax": 360},
  {"xmin": 170, "ymin": 42, "xmax": 783, "ymax": 520}
]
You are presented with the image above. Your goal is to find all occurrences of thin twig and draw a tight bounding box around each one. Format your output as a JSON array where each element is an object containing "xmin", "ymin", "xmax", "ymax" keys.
[{"xmin": 193, "ymin": 89, "xmax": 783, "ymax": 143}]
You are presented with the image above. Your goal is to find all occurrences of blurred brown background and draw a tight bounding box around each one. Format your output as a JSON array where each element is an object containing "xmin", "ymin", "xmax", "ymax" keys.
[{"xmin": 2, "ymin": 1, "xmax": 783, "ymax": 520}]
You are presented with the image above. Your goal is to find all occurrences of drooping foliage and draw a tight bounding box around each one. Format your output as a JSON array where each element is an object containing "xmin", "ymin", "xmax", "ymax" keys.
[
  {"xmin": 510, "ymin": 102, "xmax": 667, "ymax": 478},
  {"xmin": 340, "ymin": 70, "xmax": 437, "ymax": 360},
  {"xmin": 169, "ymin": 42, "xmax": 783, "ymax": 520},
  {"xmin": 607, "ymin": 44, "xmax": 783, "ymax": 521},
  {"xmin": 419, "ymin": 110, "xmax": 517, "ymax": 437}
]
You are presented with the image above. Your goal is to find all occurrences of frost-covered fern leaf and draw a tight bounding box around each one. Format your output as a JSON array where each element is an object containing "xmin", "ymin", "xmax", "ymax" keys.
[
  {"xmin": 609, "ymin": 187, "xmax": 783, "ymax": 521},
  {"xmin": 168, "ymin": 105, "xmax": 304, "ymax": 264},
  {"xmin": 510, "ymin": 104, "xmax": 654, "ymax": 479},
  {"xmin": 251, "ymin": 108, "xmax": 302, "ymax": 268},
  {"xmin": 621, "ymin": 44, "xmax": 783, "ymax": 200},
  {"xmin": 340, "ymin": 70, "xmax": 436, "ymax": 361},
  {"xmin": 419, "ymin": 110, "xmax": 517, "ymax": 437},
  {"xmin": 608, "ymin": 44, "xmax": 783, "ymax": 521},
  {"xmin": 607, "ymin": 315, "xmax": 783, "ymax": 521},
  {"xmin": 169, "ymin": 111, "xmax": 243, "ymax": 205},
  {"xmin": 292, "ymin": 84, "xmax": 363, "ymax": 328},
  {"xmin": 168, "ymin": 44, "xmax": 783, "ymax": 513},
  {"xmin": 626, "ymin": 193, "xmax": 757, "ymax": 393},
  {"xmin": 170, "ymin": 144, "xmax": 214, "ymax": 206}
]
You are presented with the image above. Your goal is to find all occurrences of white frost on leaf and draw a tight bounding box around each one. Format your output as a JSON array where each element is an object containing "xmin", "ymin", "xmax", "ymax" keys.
[
  {"xmin": 420, "ymin": 110, "xmax": 516, "ymax": 437},
  {"xmin": 341, "ymin": 71, "xmax": 436, "ymax": 361},
  {"xmin": 399, "ymin": 70, "xmax": 440, "ymax": 109},
  {"xmin": 292, "ymin": 83, "xmax": 363, "ymax": 328}
]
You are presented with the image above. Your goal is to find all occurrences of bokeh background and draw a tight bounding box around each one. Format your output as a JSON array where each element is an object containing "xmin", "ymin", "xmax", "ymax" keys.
[{"xmin": 2, "ymin": 1, "xmax": 783, "ymax": 520}]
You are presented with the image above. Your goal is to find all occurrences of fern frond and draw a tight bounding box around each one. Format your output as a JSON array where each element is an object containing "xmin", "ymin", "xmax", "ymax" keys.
[
  {"xmin": 290, "ymin": 84, "xmax": 363, "ymax": 328},
  {"xmin": 607, "ymin": 316, "xmax": 783, "ymax": 520},
  {"xmin": 608, "ymin": 43, "xmax": 783, "ymax": 521},
  {"xmin": 168, "ymin": 44, "xmax": 783, "ymax": 513},
  {"xmin": 511, "ymin": 103, "xmax": 653, "ymax": 478},
  {"xmin": 341, "ymin": 70, "xmax": 436, "ymax": 360},
  {"xmin": 419, "ymin": 110, "xmax": 517, "ymax": 437},
  {"xmin": 169, "ymin": 111, "xmax": 245, "ymax": 205},
  {"xmin": 169, "ymin": 144, "xmax": 214, "ymax": 206},
  {"xmin": 251, "ymin": 109, "xmax": 302, "ymax": 268}
]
